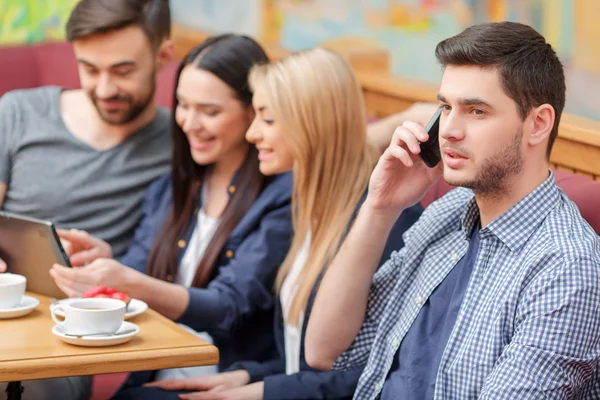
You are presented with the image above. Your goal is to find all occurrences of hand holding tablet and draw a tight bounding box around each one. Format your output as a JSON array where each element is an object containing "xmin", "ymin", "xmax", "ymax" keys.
[{"xmin": 0, "ymin": 211, "xmax": 72, "ymax": 299}]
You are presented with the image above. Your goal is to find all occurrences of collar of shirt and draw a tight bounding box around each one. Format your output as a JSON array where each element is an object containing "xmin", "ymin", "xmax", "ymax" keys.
[{"xmin": 460, "ymin": 170, "xmax": 560, "ymax": 252}]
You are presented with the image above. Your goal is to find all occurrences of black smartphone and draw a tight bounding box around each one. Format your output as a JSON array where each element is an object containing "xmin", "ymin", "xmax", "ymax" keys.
[{"xmin": 418, "ymin": 107, "xmax": 442, "ymax": 168}]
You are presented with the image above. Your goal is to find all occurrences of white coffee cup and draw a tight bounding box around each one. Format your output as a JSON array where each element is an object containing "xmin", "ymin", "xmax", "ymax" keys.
[
  {"xmin": 0, "ymin": 273, "xmax": 26, "ymax": 309},
  {"xmin": 51, "ymin": 298, "xmax": 126, "ymax": 335}
]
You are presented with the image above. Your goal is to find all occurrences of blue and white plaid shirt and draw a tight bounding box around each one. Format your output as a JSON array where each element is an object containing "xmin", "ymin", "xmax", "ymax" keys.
[{"xmin": 334, "ymin": 172, "xmax": 600, "ymax": 399}]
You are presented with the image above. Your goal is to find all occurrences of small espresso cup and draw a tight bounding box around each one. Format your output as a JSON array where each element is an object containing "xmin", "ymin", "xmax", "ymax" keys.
[
  {"xmin": 51, "ymin": 298, "xmax": 126, "ymax": 335},
  {"xmin": 0, "ymin": 273, "xmax": 26, "ymax": 309}
]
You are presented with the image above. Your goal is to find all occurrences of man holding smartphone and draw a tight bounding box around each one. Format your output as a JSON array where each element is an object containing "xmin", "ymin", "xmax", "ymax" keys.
[{"xmin": 306, "ymin": 22, "xmax": 600, "ymax": 399}]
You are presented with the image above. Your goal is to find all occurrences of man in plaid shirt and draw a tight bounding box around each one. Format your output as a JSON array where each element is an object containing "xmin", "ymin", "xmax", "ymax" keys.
[{"xmin": 306, "ymin": 22, "xmax": 600, "ymax": 399}]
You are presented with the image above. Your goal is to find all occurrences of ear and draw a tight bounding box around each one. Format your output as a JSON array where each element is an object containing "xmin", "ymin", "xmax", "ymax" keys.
[
  {"xmin": 527, "ymin": 104, "xmax": 555, "ymax": 147},
  {"xmin": 156, "ymin": 39, "xmax": 175, "ymax": 71}
]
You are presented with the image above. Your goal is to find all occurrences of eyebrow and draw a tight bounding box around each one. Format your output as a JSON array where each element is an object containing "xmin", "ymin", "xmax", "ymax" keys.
[
  {"xmin": 77, "ymin": 59, "xmax": 136, "ymax": 69},
  {"xmin": 176, "ymin": 93, "xmax": 221, "ymax": 107},
  {"xmin": 437, "ymin": 93, "xmax": 494, "ymax": 109}
]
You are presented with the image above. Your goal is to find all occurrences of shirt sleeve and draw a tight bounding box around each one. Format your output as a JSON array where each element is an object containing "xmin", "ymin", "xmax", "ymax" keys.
[
  {"xmin": 177, "ymin": 201, "xmax": 292, "ymax": 336},
  {"xmin": 262, "ymin": 368, "xmax": 363, "ymax": 400},
  {"xmin": 478, "ymin": 257, "xmax": 600, "ymax": 399},
  {"xmin": 117, "ymin": 175, "xmax": 170, "ymax": 271},
  {"xmin": 226, "ymin": 359, "xmax": 286, "ymax": 383},
  {"xmin": 332, "ymin": 248, "xmax": 405, "ymax": 371},
  {"xmin": 0, "ymin": 92, "xmax": 19, "ymax": 185}
]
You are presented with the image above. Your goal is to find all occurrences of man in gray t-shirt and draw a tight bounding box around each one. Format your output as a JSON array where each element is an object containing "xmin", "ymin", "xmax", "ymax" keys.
[
  {"xmin": 0, "ymin": 0, "xmax": 174, "ymax": 399},
  {"xmin": 0, "ymin": 0, "xmax": 174, "ymax": 270},
  {"xmin": 0, "ymin": 87, "xmax": 171, "ymax": 256}
]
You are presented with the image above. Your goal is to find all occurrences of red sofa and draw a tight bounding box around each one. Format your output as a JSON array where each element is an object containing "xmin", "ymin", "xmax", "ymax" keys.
[
  {"xmin": 0, "ymin": 41, "xmax": 178, "ymax": 108},
  {"xmin": 421, "ymin": 169, "xmax": 600, "ymax": 234}
]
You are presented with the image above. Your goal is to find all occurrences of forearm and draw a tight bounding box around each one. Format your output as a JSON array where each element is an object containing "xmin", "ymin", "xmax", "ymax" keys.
[
  {"xmin": 263, "ymin": 368, "xmax": 363, "ymax": 400},
  {"xmin": 0, "ymin": 182, "xmax": 6, "ymax": 208},
  {"xmin": 305, "ymin": 203, "xmax": 399, "ymax": 370},
  {"xmin": 124, "ymin": 273, "xmax": 189, "ymax": 320},
  {"xmin": 228, "ymin": 359, "xmax": 286, "ymax": 383}
]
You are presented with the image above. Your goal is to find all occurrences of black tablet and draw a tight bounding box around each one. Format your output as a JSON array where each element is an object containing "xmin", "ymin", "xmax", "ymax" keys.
[{"xmin": 0, "ymin": 211, "xmax": 72, "ymax": 299}]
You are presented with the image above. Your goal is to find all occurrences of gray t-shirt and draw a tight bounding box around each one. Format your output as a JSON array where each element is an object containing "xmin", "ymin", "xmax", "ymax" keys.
[{"xmin": 0, "ymin": 86, "xmax": 172, "ymax": 256}]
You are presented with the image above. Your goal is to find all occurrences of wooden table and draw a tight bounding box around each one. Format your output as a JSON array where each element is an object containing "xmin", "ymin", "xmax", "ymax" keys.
[{"xmin": 0, "ymin": 293, "xmax": 219, "ymax": 398}]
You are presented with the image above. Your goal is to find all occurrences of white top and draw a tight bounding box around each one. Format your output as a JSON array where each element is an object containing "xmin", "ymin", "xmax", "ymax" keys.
[
  {"xmin": 177, "ymin": 210, "xmax": 220, "ymax": 287},
  {"xmin": 155, "ymin": 204, "xmax": 221, "ymax": 381},
  {"xmin": 280, "ymin": 232, "xmax": 311, "ymax": 375}
]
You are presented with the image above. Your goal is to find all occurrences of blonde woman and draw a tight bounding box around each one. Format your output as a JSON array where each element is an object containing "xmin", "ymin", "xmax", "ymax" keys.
[{"xmin": 135, "ymin": 48, "xmax": 423, "ymax": 400}]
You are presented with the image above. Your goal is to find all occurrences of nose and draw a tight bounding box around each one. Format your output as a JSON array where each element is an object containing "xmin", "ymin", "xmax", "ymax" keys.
[
  {"xmin": 439, "ymin": 110, "xmax": 466, "ymax": 142},
  {"xmin": 95, "ymin": 73, "xmax": 118, "ymax": 99},
  {"xmin": 245, "ymin": 118, "xmax": 262, "ymax": 144},
  {"xmin": 181, "ymin": 110, "xmax": 203, "ymax": 133}
]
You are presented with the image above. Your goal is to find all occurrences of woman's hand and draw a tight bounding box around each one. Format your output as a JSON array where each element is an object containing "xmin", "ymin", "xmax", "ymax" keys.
[
  {"xmin": 179, "ymin": 382, "xmax": 263, "ymax": 400},
  {"xmin": 56, "ymin": 229, "xmax": 112, "ymax": 267},
  {"xmin": 144, "ymin": 370, "xmax": 251, "ymax": 393},
  {"xmin": 49, "ymin": 258, "xmax": 139, "ymax": 297}
]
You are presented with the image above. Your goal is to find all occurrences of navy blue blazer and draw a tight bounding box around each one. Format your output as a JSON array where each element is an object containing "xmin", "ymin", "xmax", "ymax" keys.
[
  {"xmin": 227, "ymin": 203, "xmax": 424, "ymax": 400},
  {"xmin": 118, "ymin": 171, "xmax": 293, "ymax": 371}
]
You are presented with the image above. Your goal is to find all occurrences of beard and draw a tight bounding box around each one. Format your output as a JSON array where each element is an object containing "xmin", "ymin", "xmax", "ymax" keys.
[
  {"xmin": 90, "ymin": 76, "xmax": 156, "ymax": 126},
  {"xmin": 446, "ymin": 127, "xmax": 525, "ymax": 199}
]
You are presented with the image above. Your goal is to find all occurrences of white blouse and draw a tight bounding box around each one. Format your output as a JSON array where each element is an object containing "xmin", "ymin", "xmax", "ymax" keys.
[
  {"xmin": 177, "ymin": 210, "xmax": 220, "ymax": 287},
  {"xmin": 280, "ymin": 232, "xmax": 312, "ymax": 375}
]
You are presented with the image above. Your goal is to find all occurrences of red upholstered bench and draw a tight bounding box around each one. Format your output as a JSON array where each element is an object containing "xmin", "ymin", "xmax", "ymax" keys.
[
  {"xmin": 0, "ymin": 41, "xmax": 178, "ymax": 108},
  {"xmin": 420, "ymin": 169, "xmax": 600, "ymax": 234},
  {"xmin": 91, "ymin": 373, "xmax": 129, "ymax": 400}
]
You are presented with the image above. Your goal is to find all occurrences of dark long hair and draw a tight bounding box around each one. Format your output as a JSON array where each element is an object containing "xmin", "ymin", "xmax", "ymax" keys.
[{"xmin": 146, "ymin": 34, "xmax": 269, "ymax": 287}]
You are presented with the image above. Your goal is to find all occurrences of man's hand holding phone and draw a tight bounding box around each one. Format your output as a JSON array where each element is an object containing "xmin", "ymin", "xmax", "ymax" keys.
[{"xmin": 365, "ymin": 109, "xmax": 443, "ymax": 218}]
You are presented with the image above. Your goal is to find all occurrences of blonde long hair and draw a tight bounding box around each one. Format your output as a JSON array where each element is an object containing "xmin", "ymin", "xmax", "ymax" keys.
[{"xmin": 249, "ymin": 48, "xmax": 379, "ymax": 325}]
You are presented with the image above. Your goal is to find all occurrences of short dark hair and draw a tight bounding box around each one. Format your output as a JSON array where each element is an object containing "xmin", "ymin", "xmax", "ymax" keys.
[
  {"xmin": 435, "ymin": 21, "xmax": 565, "ymax": 158},
  {"xmin": 66, "ymin": 0, "xmax": 170, "ymax": 49}
]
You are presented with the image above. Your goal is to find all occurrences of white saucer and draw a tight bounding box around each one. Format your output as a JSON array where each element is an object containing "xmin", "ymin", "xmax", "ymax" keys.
[
  {"xmin": 50, "ymin": 298, "xmax": 148, "ymax": 320},
  {"xmin": 52, "ymin": 321, "xmax": 140, "ymax": 347},
  {"xmin": 0, "ymin": 295, "xmax": 40, "ymax": 319}
]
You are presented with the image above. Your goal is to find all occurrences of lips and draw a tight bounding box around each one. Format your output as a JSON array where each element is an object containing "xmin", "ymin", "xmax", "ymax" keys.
[
  {"xmin": 98, "ymin": 100, "xmax": 126, "ymax": 111},
  {"xmin": 442, "ymin": 148, "xmax": 469, "ymax": 169},
  {"xmin": 189, "ymin": 137, "xmax": 216, "ymax": 151},
  {"xmin": 257, "ymin": 148, "xmax": 274, "ymax": 161},
  {"xmin": 442, "ymin": 148, "xmax": 468, "ymax": 159}
]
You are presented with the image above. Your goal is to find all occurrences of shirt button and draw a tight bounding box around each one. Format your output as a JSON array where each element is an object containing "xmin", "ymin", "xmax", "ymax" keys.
[
  {"xmin": 228, "ymin": 185, "xmax": 236, "ymax": 194},
  {"xmin": 451, "ymin": 253, "xmax": 458, "ymax": 262},
  {"xmin": 177, "ymin": 239, "xmax": 186, "ymax": 248},
  {"xmin": 166, "ymin": 274, "xmax": 173, "ymax": 282},
  {"xmin": 392, "ymin": 338, "xmax": 400, "ymax": 348},
  {"xmin": 375, "ymin": 381, "xmax": 383, "ymax": 392},
  {"xmin": 225, "ymin": 250, "xmax": 234, "ymax": 258},
  {"xmin": 415, "ymin": 295, "xmax": 423, "ymax": 305}
]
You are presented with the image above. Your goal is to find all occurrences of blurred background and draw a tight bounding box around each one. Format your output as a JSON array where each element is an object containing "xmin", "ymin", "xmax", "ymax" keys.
[{"xmin": 1, "ymin": 0, "xmax": 599, "ymax": 121}]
